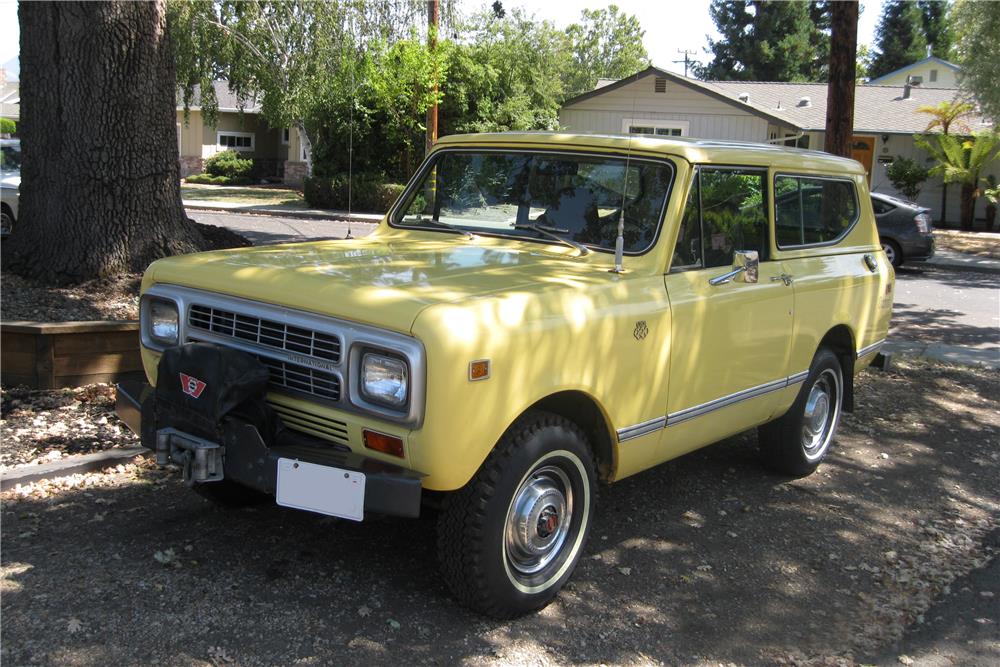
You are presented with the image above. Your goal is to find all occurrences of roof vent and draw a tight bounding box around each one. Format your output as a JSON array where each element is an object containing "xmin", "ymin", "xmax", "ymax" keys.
[
  {"xmin": 738, "ymin": 92, "xmax": 750, "ymax": 103},
  {"xmin": 654, "ymin": 77, "xmax": 666, "ymax": 93},
  {"xmin": 797, "ymin": 96, "xmax": 811, "ymax": 107}
]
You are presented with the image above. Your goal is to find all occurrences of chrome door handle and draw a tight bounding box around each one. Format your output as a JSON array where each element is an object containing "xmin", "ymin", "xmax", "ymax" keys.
[{"xmin": 771, "ymin": 273, "xmax": 793, "ymax": 286}]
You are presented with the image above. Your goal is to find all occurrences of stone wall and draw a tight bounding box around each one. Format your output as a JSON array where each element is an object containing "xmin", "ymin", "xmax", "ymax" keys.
[
  {"xmin": 283, "ymin": 161, "xmax": 308, "ymax": 187},
  {"xmin": 178, "ymin": 156, "xmax": 203, "ymax": 178}
]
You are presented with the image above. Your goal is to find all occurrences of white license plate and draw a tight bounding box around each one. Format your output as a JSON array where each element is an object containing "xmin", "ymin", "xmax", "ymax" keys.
[{"xmin": 276, "ymin": 458, "xmax": 365, "ymax": 521}]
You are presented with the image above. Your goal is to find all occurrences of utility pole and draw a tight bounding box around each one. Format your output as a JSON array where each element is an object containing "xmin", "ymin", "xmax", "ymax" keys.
[
  {"xmin": 425, "ymin": 0, "xmax": 439, "ymax": 155},
  {"xmin": 673, "ymin": 49, "xmax": 697, "ymax": 77}
]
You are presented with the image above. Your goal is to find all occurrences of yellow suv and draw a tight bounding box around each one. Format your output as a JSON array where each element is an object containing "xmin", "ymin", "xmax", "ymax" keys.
[{"xmin": 118, "ymin": 133, "xmax": 893, "ymax": 618}]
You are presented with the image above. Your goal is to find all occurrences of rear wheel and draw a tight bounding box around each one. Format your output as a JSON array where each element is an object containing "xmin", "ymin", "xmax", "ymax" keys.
[
  {"xmin": 437, "ymin": 411, "xmax": 596, "ymax": 618},
  {"xmin": 881, "ymin": 238, "xmax": 903, "ymax": 268},
  {"xmin": 759, "ymin": 348, "xmax": 843, "ymax": 477}
]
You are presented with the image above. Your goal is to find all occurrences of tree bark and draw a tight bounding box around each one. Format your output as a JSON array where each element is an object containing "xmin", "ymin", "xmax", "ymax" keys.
[
  {"xmin": 960, "ymin": 183, "xmax": 975, "ymax": 230},
  {"xmin": 5, "ymin": 1, "xmax": 206, "ymax": 284},
  {"xmin": 824, "ymin": 1, "xmax": 859, "ymax": 158}
]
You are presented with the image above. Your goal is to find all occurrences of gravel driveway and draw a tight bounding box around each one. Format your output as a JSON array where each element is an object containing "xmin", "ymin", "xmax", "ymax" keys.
[{"xmin": 2, "ymin": 359, "xmax": 998, "ymax": 666}]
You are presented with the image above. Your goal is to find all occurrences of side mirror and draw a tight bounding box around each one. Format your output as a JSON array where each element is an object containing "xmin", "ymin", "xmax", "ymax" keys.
[
  {"xmin": 733, "ymin": 250, "xmax": 759, "ymax": 283},
  {"xmin": 708, "ymin": 250, "xmax": 759, "ymax": 286}
]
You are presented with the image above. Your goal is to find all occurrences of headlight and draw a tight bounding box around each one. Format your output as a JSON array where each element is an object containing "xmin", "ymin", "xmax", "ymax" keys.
[
  {"xmin": 361, "ymin": 353, "xmax": 408, "ymax": 408},
  {"xmin": 148, "ymin": 298, "xmax": 179, "ymax": 345}
]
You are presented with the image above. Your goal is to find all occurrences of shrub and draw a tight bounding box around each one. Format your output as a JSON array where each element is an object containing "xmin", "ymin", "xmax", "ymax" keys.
[
  {"xmin": 185, "ymin": 173, "xmax": 253, "ymax": 186},
  {"xmin": 886, "ymin": 156, "xmax": 930, "ymax": 201},
  {"xmin": 205, "ymin": 150, "xmax": 254, "ymax": 179},
  {"xmin": 304, "ymin": 174, "xmax": 406, "ymax": 213},
  {"xmin": 0, "ymin": 118, "xmax": 15, "ymax": 136}
]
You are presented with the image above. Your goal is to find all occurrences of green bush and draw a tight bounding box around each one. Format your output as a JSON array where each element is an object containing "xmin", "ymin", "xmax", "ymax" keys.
[
  {"xmin": 886, "ymin": 156, "xmax": 930, "ymax": 201},
  {"xmin": 185, "ymin": 173, "xmax": 253, "ymax": 186},
  {"xmin": 205, "ymin": 150, "xmax": 254, "ymax": 179},
  {"xmin": 0, "ymin": 118, "xmax": 15, "ymax": 135},
  {"xmin": 304, "ymin": 174, "xmax": 405, "ymax": 213}
]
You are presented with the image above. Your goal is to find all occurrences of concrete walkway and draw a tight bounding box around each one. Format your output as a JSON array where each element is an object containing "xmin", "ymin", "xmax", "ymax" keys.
[
  {"xmin": 883, "ymin": 340, "xmax": 1000, "ymax": 370},
  {"xmin": 917, "ymin": 249, "xmax": 1000, "ymax": 274}
]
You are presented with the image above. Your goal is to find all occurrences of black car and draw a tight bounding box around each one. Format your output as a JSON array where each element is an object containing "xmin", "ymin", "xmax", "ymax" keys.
[{"xmin": 871, "ymin": 192, "xmax": 935, "ymax": 268}]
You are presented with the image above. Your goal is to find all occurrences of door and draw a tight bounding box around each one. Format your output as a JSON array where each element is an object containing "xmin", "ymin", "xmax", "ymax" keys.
[
  {"xmin": 851, "ymin": 136, "xmax": 875, "ymax": 184},
  {"xmin": 662, "ymin": 167, "xmax": 794, "ymax": 458}
]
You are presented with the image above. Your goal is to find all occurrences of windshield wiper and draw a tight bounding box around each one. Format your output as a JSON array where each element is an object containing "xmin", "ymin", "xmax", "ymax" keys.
[
  {"xmin": 401, "ymin": 216, "xmax": 475, "ymax": 240},
  {"xmin": 511, "ymin": 223, "xmax": 591, "ymax": 256}
]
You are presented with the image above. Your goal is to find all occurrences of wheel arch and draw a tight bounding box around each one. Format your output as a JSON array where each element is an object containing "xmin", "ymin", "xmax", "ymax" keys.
[
  {"xmin": 529, "ymin": 390, "xmax": 616, "ymax": 483},
  {"xmin": 819, "ymin": 324, "xmax": 855, "ymax": 412}
]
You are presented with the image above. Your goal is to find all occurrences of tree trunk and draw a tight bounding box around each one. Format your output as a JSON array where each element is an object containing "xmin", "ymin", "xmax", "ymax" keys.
[
  {"xmin": 960, "ymin": 183, "xmax": 975, "ymax": 230},
  {"xmin": 824, "ymin": 1, "xmax": 859, "ymax": 158},
  {"xmin": 939, "ymin": 182, "xmax": 948, "ymax": 226},
  {"xmin": 294, "ymin": 121, "xmax": 313, "ymax": 176},
  {"xmin": 4, "ymin": 1, "xmax": 205, "ymax": 284}
]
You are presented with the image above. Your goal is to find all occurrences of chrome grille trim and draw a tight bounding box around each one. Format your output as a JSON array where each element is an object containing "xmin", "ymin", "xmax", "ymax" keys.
[{"xmin": 189, "ymin": 304, "xmax": 342, "ymax": 364}]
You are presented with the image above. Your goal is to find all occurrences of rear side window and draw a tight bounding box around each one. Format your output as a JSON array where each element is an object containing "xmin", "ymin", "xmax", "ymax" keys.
[
  {"xmin": 672, "ymin": 167, "xmax": 768, "ymax": 270},
  {"xmin": 774, "ymin": 175, "xmax": 858, "ymax": 247},
  {"xmin": 871, "ymin": 197, "xmax": 896, "ymax": 215}
]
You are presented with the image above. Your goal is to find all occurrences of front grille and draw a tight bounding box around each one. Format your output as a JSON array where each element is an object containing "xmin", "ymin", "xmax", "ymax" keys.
[
  {"xmin": 188, "ymin": 304, "xmax": 341, "ymax": 363},
  {"xmin": 257, "ymin": 356, "xmax": 341, "ymax": 402},
  {"xmin": 269, "ymin": 400, "xmax": 350, "ymax": 446}
]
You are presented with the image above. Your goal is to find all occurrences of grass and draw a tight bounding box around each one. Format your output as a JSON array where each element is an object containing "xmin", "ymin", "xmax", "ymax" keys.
[{"xmin": 181, "ymin": 183, "xmax": 306, "ymax": 209}]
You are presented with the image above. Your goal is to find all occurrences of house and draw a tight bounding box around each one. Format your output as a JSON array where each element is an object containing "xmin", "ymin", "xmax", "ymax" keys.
[
  {"xmin": 559, "ymin": 66, "xmax": 996, "ymax": 224},
  {"xmin": 867, "ymin": 55, "xmax": 961, "ymax": 88},
  {"xmin": 0, "ymin": 66, "xmax": 18, "ymax": 125},
  {"xmin": 176, "ymin": 82, "xmax": 308, "ymax": 185}
]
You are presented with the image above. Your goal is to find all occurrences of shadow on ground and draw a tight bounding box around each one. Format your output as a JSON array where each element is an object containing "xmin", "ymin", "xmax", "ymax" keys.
[{"xmin": 2, "ymin": 361, "xmax": 998, "ymax": 666}]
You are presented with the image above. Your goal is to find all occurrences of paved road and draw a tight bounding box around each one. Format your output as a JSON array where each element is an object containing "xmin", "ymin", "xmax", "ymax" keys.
[{"xmin": 188, "ymin": 210, "xmax": 999, "ymax": 354}]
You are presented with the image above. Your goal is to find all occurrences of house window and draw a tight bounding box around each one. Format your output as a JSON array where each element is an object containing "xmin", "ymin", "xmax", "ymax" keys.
[
  {"xmin": 282, "ymin": 128, "xmax": 290, "ymax": 145},
  {"xmin": 654, "ymin": 77, "xmax": 667, "ymax": 93},
  {"xmin": 929, "ymin": 69, "xmax": 938, "ymax": 83},
  {"xmin": 216, "ymin": 131, "xmax": 254, "ymax": 152},
  {"xmin": 622, "ymin": 118, "xmax": 689, "ymax": 137}
]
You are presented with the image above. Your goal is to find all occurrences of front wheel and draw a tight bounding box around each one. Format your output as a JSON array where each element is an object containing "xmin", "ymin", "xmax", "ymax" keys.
[
  {"xmin": 758, "ymin": 348, "xmax": 843, "ymax": 477},
  {"xmin": 437, "ymin": 411, "xmax": 596, "ymax": 618}
]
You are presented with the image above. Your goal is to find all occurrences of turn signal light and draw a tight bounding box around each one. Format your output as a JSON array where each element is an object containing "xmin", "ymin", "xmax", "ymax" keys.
[{"xmin": 363, "ymin": 429, "xmax": 404, "ymax": 458}]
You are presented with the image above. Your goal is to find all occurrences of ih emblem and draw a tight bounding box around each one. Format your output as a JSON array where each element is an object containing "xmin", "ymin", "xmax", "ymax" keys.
[
  {"xmin": 179, "ymin": 373, "xmax": 207, "ymax": 399},
  {"xmin": 633, "ymin": 321, "xmax": 649, "ymax": 340}
]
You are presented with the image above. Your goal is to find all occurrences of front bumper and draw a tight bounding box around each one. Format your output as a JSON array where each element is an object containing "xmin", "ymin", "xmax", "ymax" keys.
[{"xmin": 116, "ymin": 381, "xmax": 423, "ymax": 518}]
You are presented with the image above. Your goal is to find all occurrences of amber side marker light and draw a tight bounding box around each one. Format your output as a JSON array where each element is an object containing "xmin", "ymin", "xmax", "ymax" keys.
[
  {"xmin": 363, "ymin": 429, "xmax": 405, "ymax": 458},
  {"xmin": 469, "ymin": 359, "xmax": 491, "ymax": 381}
]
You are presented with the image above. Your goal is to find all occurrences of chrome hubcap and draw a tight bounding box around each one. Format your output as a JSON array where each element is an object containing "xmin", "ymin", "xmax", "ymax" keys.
[
  {"xmin": 801, "ymin": 368, "xmax": 841, "ymax": 460},
  {"xmin": 882, "ymin": 243, "xmax": 895, "ymax": 264},
  {"xmin": 505, "ymin": 465, "xmax": 573, "ymax": 576}
]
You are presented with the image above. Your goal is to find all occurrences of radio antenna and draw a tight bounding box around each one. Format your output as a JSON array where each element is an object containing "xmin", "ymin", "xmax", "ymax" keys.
[{"xmin": 613, "ymin": 72, "xmax": 640, "ymax": 274}]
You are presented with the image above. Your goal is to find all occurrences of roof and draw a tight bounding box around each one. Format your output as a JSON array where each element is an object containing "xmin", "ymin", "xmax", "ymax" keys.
[
  {"xmin": 434, "ymin": 132, "xmax": 867, "ymax": 175},
  {"xmin": 705, "ymin": 80, "xmax": 992, "ymax": 134},
  {"xmin": 562, "ymin": 66, "xmax": 993, "ymax": 135},
  {"xmin": 177, "ymin": 81, "xmax": 261, "ymax": 113},
  {"xmin": 867, "ymin": 56, "xmax": 961, "ymax": 86}
]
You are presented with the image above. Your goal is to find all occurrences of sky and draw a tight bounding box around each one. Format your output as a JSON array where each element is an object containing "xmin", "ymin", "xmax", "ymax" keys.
[{"xmin": 0, "ymin": 0, "xmax": 885, "ymax": 80}]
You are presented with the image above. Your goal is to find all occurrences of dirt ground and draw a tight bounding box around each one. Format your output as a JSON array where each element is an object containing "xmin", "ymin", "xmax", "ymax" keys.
[
  {"xmin": 933, "ymin": 229, "xmax": 1000, "ymax": 259},
  {"xmin": 2, "ymin": 359, "xmax": 998, "ymax": 667}
]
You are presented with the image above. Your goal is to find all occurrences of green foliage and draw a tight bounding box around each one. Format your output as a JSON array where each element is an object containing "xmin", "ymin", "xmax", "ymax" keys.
[
  {"xmin": 204, "ymin": 150, "xmax": 254, "ymax": 178},
  {"xmin": 303, "ymin": 174, "xmax": 406, "ymax": 213},
  {"xmin": 917, "ymin": 100, "xmax": 975, "ymax": 135},
  {"xmin": 869, "ymin": 1, "xmax": 927, "ymax": 80},
  {"xmin": 0, "ymin": 118, "xmax": 15, "ymax": 135},
  {"xmin": 952, "ymin": 0, "xmax": 1000, "ymax": 125},
  {"xmin": 916, "ymin": 132, "xmax": 1000, "ymax": 227},
  {"xmin": 563, "ymin": 5, "xmax": 650, "ymax": 96},
  {"xmin": 695, "ymin": 1, "xmax": 830, "ymax": 82},
  {"xmin": 886, "ymin": 156, "xmax": 931, "ymax": 200},
  {"xmin": 185, "ymin": 173, "xmax": 253, "ymax": 186},
  {"xmin": 918, "ymin": 0, "xmax": 952, "ymax": 57}
]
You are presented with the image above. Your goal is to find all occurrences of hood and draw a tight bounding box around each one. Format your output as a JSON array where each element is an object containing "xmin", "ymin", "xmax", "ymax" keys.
[
  {"xmin": 146, "ymin": 235, "xmax": 608, "ymax": 333},
  {"xmin": 0, "ymin": 173, "xmax": 19, "ymax": 188}
]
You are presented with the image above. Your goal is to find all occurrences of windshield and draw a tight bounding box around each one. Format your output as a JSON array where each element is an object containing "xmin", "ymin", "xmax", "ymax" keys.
[{"xmin": 393, "ymin": 150, "xmax": 674, "ymax": 254}]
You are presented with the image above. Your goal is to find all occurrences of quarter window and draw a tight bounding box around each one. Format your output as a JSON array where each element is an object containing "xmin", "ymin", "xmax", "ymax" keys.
[
  {"xmin": 774, "ymin": 175, "xmax": 858, "ymax": 247},
  {"xmin": 673, "ymin": 168, "xmax": 768, "ymax": 270}
]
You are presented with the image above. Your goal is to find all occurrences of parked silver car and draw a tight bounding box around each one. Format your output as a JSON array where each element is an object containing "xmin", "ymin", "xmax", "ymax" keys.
[
  {"xmin": 871, "ymin": 191, "xmax": 935, "ymax": 268},
  {"xmin": 1, "ymin": 138, "xmax": 20, "ymax": 236}
]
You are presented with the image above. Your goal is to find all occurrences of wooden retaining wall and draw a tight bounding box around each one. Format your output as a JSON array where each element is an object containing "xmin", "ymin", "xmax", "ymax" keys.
[{"xmin": 1, "ymin": 321, "xmax": 143, "ymax": 389}]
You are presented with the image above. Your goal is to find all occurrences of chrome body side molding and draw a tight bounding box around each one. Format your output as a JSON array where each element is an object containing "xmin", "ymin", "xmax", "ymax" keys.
[
  {"xmin": 856, "ymin": 338, "xmax": 886, "ymax": 359},
  {"xmin": 616, "ymin": 370, "xmax": 810, "ymax": 442}
]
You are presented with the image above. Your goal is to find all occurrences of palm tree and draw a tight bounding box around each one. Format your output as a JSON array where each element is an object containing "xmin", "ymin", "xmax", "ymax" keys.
[
  {"xmin": 917, "ymin": 100, "xmax": 975, "ymax": 225},
  {"xmin": 915, "ymin": 132, "xmax": 1000, "ymax": 230}
]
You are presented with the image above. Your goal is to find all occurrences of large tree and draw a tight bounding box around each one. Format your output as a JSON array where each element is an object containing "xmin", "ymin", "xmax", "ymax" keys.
[
  {"xmin": 824, "ymin": 1, "xmax": 858, "ymax": 158},
  {"xmin": 917, "ymin": 0, "xmax": 952, "ymax": 58},
  {"xmin": 695, "ymin": 0, "xmax": 829, "ymax": 82},
  {"xmin": 951, "ymin": 0, "xmax": 1000, "ymax": 126},
  {"xmin": 868, "ymin": 1, "xmax": 927, "ymax": 80},
  {"xmin": 5, "ymin": 1, "xmax": 205, "ymax": 284},
  {"xmin": 562, "ymin": 5, "xmax": 649, "ymax": 95}
]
